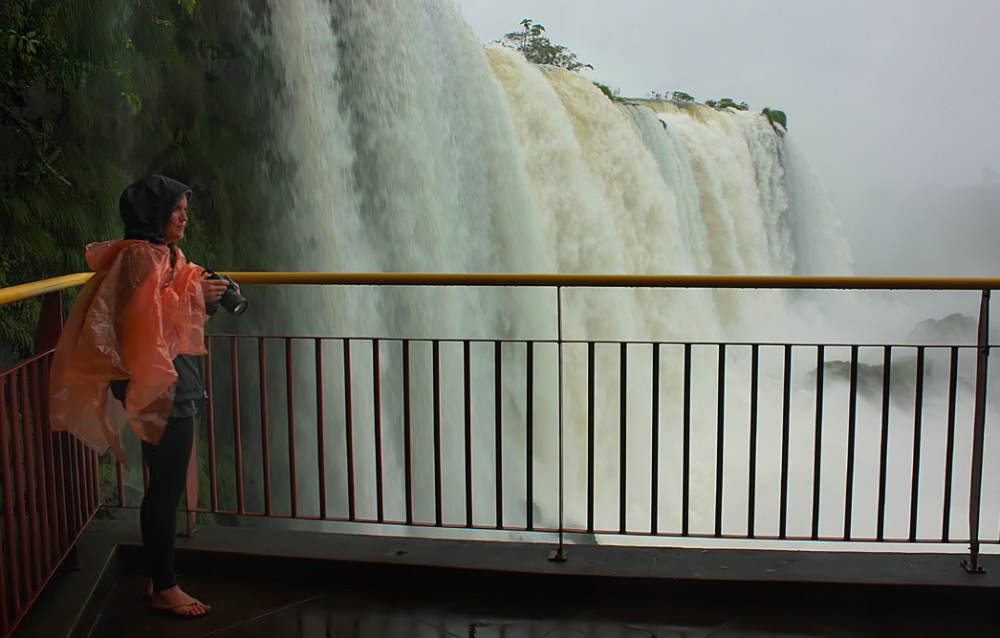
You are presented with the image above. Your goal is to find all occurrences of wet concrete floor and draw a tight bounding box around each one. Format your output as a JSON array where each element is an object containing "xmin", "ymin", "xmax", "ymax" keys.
[{"xmin": 86, "ymin": 569, "xmax": 999, "ymax": 638}]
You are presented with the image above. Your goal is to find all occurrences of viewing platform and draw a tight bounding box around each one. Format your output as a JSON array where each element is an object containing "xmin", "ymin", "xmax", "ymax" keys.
[{"xmin": 3, "ymin": 273, "xmax": 1000, "ymax": 637}]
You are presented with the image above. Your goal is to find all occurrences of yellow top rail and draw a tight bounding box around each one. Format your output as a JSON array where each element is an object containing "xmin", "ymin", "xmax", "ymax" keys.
[
  {"xmin": 0, "ymin": 273, "xmax": 94, "ymax": 306},
  {"xmin": 2, "ymin": 271, "xmax": 999, "ymax": 307}
]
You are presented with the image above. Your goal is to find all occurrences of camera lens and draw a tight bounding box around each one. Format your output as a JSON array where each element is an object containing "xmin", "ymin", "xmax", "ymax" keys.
[{"xmin": 220, "ymin": 284, "xmax": 248, "ymax": 315}]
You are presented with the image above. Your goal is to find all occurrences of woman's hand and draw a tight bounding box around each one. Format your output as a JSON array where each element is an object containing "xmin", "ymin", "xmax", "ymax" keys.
[{"xmin": 200, "ymin": 273, "xmax": 230, "ymax": 305}]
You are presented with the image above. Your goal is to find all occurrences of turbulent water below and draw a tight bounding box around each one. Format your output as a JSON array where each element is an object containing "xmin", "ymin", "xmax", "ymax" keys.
[{"xmin": 171, "ymin": 0, "xmax": 1000, "ymax": 545}]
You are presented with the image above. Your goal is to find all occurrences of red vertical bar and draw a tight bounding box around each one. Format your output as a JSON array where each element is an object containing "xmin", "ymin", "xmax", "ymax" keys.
[
  {"xmin": 464, "ymin": 341, "xmax": 473, "ymax": 528},
  {"xmin": 82, "ymin": 447, "xmax": 93, "ymax": 516},
  {"xmin": 79, "ymin": 442, "xmax": 89, "ymax": 524},
  {"xmin": 0, "ymin": 374, "xmax": 22, "ymax": 621},
  {"xmin": 373, "ymin": 340, "xmax": 384, "ymax": 523},
  {"xmin": 285, "ymin": 338, "xmax": 297, "ymax": 518},
  {"xmin": 205, "ymin": 338, "xmax": 218, "ymax": 512},
  {"xmin": 315, "ymin": 339, "xmax": 326, "ymax": 520},
  {"xmin": 402, "ymin": 341, "xmax": 413, "ymax": 525},
  {"xmin": 432, "ymin": 341, "xmax": 442, "ymax": 527},
  {"xmin": 10, "ymin": 370, "xmax": 33, "ymax": 596},
  {"xmin": 53, "ymin": 437, "xmax": 69, "ymax": 553},
  {"xmin": 62, "ymin": 444, "xmax": 74, "ymax": 543},
  {"xmin": 42, "ymin": 355, "xmax": 68, "ymax": 554},
  {"xmin": 525, "ymin": 342, "xmax": 534, "ymax": 531},
  {"xmin": 185, "ymin": 417, "xmax": 198, "ymax": 516},
  {"xmin": 33, "ymin": 292, "xmax": 63, "ymax": 352},
  {"xmin": 619, "ymin": 343, "xmax": 628, "ymax": 535},
  {"xmin": 89, "ymin": 446, "xmax": 98, "ymax": 512},
  {"xmin": 63, "ymin": 435, "xmax": 76, "ymax": 536},
  {"xmin": 844, "ymin": 346, "xmax": 860, "ymax": 541},
  {"xmin": 344, "ymin": 340, "xmax": 355, "ymax": 521},
  {"xmin": 81, "ymin": 448, "xmax": 91, "ymax": 514},
  {"xmin": 650, "ymin": 344, "xmax": 660, "ymax": 536},
  {"xmin": 0, "ymin": 530, "xmax": 7, "ymax": 634},
  {"xmin": 81, "ymin": 446, "xmax": 90, "ymax": 517},
  {"xmin": 70, "ymin": 438, "xmax": 82, "ymax": 533},
  {"xmin": 29, "ymin": 361, "xmax": 52, "ymax": 572},
  {"xmin": 0, "ymin": 533, "xmax": 7, "ymax": 638},
  {"xmin": 116, "ymin": 460, "xmax": 125, "ymax": 508},
  {"xmin": 494, "ymin": 341, "xmax": 503, "ymax": 530},
  {"xmin": 67, "ymin": 438, "xmax": 78, "ymax": 534},
  {"xmin": 78, "ymin": 441, "xmax": 90, "ymax": 527},
  {"xmin": 258, "ymin": 338, "xmax": 271, "ymax": 516},
  {"xmin": 231, "ymin": 337, "xmax": 244, "ymax": 515},
  {"xmin": 77, "ymin": 439, "xmax": 88, "ymax": 522},
  {"xmin": 942, "ymin": 347, "xmax": 960, "ymax": 542},
  {"xmin": 90, "ymin": 448, "xmax": 99, "ymax": 512},
  {"xmin": 587, "ymin": 342, "xmax": 595, "ymax": 534}
]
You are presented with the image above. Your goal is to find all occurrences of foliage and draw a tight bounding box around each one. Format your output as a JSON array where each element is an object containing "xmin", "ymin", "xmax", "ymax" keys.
[
  {"xmin": 0, "ymin": 0, "xmax": 282, "ymax": 358},
  {"xmin": 705, "ymin": 98, "xmax": 749, "ymax": 111},
  {"xmin": 7, "ymin": 29, "xmax": 42, "ymax": 61},
  {"xmin": 593, "ymin": 81, "xmax": 624, "ymax": 102},
  {"xmin": 647, "ymin": 90, "xmax": 696, "ymax": 104},
  {"xmin": 500, "ymin": 19, "xmax": 593, "ymax": 72},
  {"xmin": 719, "ymin": 98, "xmax": 749, "ymax": 111},
  {"xmin": 762, "ymin": 107, "xmax": 788, "ymax": 131},
  {"xmin": 0, "ymin": 245, "xmax": 38, "ymax": 347}
]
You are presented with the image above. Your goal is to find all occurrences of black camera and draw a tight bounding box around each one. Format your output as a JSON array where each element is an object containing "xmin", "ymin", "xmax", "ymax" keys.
[{"xmin": 205, "ymin": 271, "xmax": 247, "ymax": 315}]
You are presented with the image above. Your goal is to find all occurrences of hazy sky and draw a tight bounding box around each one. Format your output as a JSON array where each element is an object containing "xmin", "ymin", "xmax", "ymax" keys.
[{"xmin": 452, "ymin": 0, "xmax": 1000, "ymax": 198}]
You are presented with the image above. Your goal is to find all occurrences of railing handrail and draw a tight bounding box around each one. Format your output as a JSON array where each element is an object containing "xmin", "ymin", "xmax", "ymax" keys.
[
  {"xmin": 0, "ymin": 273, "xmax": 93, "ymax": 306},
  {"xmin": 3, "ymin": 271, "xmax": 1000, "ymax": 307}
]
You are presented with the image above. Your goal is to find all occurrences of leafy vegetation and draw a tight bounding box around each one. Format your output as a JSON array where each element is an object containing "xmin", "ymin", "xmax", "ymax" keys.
[
  {"xmin": 705, "ymin": 98, "xmax": 749, "ymax": 111},
  {"xmin": 647, "ymin": 90, "xmax": 696, "ymax": 104},
  {"xmin": 762, "ymin": 107, "xmax": 788, "ymax": 132},
  {"xmin": 647, "ymin": 88, "xmax": 788, "ymax": 131},
  {"xmin": 593, "ymin": 81, "xmax": 628, "ymax": 103},
  {"xmin": 500, "ymin": 19, "xmax": 593, "ymax": 72},
  {"xmin": 0, "ymin": 0, "xmax": 284, "ymax": 357}
]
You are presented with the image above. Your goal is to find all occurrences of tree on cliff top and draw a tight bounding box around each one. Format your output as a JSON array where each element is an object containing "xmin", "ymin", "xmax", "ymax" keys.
[{"xmin": 501, "ymin": 19, "xmax": 593, "ymax": 72}]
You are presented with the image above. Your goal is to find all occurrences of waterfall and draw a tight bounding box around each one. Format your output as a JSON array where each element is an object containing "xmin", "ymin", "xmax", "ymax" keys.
[{"xmin": 245, "ymin": 0, "xmax": 870, "ymax": 535}]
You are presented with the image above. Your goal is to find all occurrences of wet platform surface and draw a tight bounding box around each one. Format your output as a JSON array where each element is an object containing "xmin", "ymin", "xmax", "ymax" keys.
[
  {"xmin": 86, "ymin": 568, "xmax": 998, "ymax": 638},
  {"xmin": 14, "ymin": 522, "xmax": 1000, "ymax": 638}
]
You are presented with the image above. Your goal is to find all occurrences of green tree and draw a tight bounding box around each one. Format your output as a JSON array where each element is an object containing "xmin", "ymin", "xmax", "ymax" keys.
[
  {"xmin": 0, "ymin": 0, "xmax": 288, "ymax": 358},
  {"xmin": 762, "ymin": 107, "xmax": 788, "ymax": 131},
  {"xmin": 501, "ymin": 19, "xmax": 592, "ymax": 72}
]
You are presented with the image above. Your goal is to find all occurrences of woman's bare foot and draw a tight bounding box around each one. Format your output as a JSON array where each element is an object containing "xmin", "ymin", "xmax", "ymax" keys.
[{"xmin": 149, "ymin": 586, "xmax": 210, "ymax": 617}]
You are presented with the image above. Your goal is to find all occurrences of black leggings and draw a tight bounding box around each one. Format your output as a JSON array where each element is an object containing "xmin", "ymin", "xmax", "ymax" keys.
[{"xmin": 140, "ymin": 415, "xmax": 194, "ymax": 592}]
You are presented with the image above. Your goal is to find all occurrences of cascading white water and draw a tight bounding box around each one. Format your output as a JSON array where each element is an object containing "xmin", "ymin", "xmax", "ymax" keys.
[
  {"xmin": 259, "ymin": 0, "xmax": 556, "ymax": 524},
  {"xmin": 251, "ymin": 0, "xmax": 999, "ymax": 542}
]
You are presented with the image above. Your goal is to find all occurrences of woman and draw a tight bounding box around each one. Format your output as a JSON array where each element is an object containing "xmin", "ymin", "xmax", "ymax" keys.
[{"xmin": 50, "ymin": 175, "xmax": 230, "ymax": 617}]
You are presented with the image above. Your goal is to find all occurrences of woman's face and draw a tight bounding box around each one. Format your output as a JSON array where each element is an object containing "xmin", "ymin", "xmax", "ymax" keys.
[{"xmin": 164, "ymin": 195, "xmax": 188, "ymax": 243}]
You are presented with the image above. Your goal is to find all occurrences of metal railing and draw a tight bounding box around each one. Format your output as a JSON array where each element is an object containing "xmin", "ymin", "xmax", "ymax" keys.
[
  {"xmin": 1, "ymin": 272, "xmax": 998, "ymax": 635},
  {"xmin": 0, "ymin": 290, "xmax": 99, "ymax": 637}
]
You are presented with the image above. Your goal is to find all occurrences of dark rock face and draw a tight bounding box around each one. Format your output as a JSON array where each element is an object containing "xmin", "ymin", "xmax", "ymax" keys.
[{"xmin": 906, "ymin": 313, "xmax": 983, "ymax": 346}]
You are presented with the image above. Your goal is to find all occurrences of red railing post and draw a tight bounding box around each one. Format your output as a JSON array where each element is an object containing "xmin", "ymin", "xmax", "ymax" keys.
[
  {"xmin": 964, "ymin": 290, "xmax": 991, "ymax": 574},
  {"xmin": 549, "ymin": 286, "xmax": 567, "ymax": 562},
  {"xmin": 33, "ymin": 292, "xmax": 63, "ymax": 352},
  {"xmin": 33, "ymin": 291, "xmax": 86, "ymax": 576}
]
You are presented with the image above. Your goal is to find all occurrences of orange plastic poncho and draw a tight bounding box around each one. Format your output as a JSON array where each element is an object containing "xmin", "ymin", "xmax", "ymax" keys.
[{"xmin": 49, "ymin": 240, "xmax": 208, "ymax": 462}]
